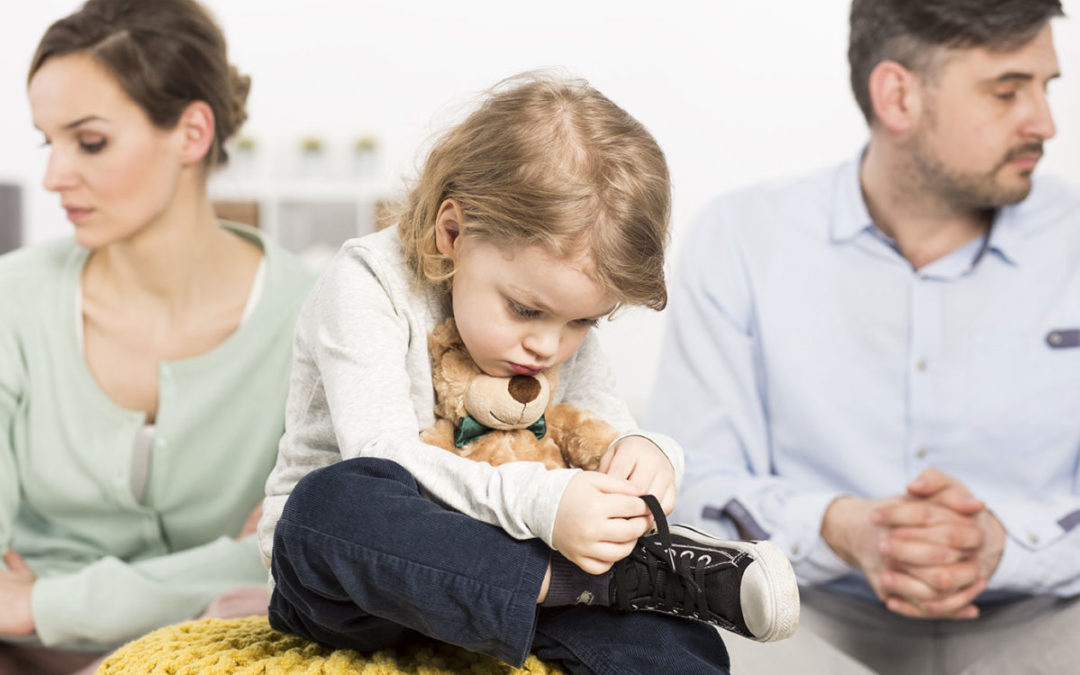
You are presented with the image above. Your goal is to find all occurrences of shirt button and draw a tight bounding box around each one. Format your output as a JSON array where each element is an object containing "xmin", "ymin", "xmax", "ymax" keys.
[
  {"xmin": 789, "ymin": 544, "xmax": 800, "ymax": 556},
  {"xmin": 916, "ymin": 360, "xmax": 928, "ymax": 372},
  {"xmin": 916, "ymin": 447, "xmax": 928, "ymax": 458},
  {"xmin": 1028, "ymin": 533, "xmax": 1040, "ymax": 544},
  {"xmin": 919, "ymin": 273, "xmax": 930, "ymax": 281},
  {"xmin": 1049, "ymin": 332, "xmax": 1062, "ymax": 346}
]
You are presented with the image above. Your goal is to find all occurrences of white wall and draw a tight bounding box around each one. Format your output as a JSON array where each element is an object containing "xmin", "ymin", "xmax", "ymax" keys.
[{"xmin": 3, "ymin": 1, "xmax": 1080, "ymax": 415}]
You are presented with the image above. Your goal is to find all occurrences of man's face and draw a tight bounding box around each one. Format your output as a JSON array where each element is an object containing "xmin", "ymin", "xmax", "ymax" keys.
[{"xmin": 909, "ymin": 24, "xmax": 1059, "ymax": 209}]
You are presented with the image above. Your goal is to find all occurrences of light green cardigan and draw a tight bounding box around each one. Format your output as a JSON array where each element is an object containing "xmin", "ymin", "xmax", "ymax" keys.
[{"xmin": 0, "ymin": 224, "xmax": 313, "ymax": 651}]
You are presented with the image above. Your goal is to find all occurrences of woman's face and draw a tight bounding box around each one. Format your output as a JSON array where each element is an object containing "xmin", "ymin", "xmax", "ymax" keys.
[{"xmin": 28, "ymin": 52, "xmax": 185, "ymax": 249}]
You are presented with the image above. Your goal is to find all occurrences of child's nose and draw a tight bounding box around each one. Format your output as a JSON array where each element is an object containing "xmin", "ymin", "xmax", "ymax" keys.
[{"xmin": 508, "ymin": 376, "xmax": 541, "ymax": 404}]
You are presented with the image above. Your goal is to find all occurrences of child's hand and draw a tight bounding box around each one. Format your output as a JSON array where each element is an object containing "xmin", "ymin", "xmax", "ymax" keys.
[
  {"xmin": 552, "ymin": 472, "xmax": 651, "ymax": 574},
  {"xmin": 598, "ymin": 436, "xmax": 676, "ymax": 515}
]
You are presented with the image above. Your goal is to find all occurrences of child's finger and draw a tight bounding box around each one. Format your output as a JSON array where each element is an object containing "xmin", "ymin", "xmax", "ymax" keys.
[
  {"xmin": 588, "ymin": 471, "xmax": 644, "ymax": 497},
  {"xmin": 604, "ymin": 448, "xmax": 638, "ymax": 483},
  {"xmin": 598, "ymin": 492, "xmax": 651, "ymax": 520},
  {"xmin": 600, "ymin": 514, "xmax": 651, "ymax": 544}
]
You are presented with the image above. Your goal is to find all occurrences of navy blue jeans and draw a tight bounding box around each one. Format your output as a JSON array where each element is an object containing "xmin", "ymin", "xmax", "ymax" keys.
[{"xmin": 268, "ymin": 457, "xmax": 729, "ymax": 675}]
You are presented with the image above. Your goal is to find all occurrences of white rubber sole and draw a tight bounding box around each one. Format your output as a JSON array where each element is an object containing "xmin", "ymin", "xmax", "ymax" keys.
[{"xmin": 670, "ymin": 525, "xmax": 801, "ymax": 642}]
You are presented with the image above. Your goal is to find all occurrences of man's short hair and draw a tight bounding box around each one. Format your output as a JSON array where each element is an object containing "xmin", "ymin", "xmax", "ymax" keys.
[{"xmin": 849, "ymin": 0, "xmax": 1064, "ymax": 124}]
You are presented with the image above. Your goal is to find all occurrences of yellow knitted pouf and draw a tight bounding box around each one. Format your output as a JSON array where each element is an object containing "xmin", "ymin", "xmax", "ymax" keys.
[{"xmin": 96, "ymin": 616, "xmax": 564, "ymax": 674}]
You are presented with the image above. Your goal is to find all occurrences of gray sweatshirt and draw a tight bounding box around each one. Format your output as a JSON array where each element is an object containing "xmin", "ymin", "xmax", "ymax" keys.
[{"xmin": 258, "ymin": 226, "xmax": 683, "ymax": 568}]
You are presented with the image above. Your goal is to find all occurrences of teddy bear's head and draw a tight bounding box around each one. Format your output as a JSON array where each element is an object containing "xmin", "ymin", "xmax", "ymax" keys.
[{"xmin": 428, "ymin": 319, "xmax": 559, "ymax": 431}]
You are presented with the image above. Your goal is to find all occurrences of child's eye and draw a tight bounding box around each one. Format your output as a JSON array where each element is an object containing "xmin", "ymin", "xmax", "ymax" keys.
[
  {"xmin": 573, "ymin": 317, "xmax": 600, "ymax": 329},
  {"xmin": 508, "ymin": 300, "xmax": 541, "ymax": 319}
]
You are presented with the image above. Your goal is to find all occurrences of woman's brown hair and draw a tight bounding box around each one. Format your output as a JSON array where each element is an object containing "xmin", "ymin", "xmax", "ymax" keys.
[
  {"xmin": 397, "ymin": 73, "xmax": 672, "ymax": 311},
  {"xmin": 28, "ymin": 0, "xmax": 250, "ymax": 167}
]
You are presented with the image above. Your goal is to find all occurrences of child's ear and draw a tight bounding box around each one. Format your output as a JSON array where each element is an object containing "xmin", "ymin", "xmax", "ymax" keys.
[{"xmin": 435, "ymin": 199, "xmax": 466, "ymax": 257}]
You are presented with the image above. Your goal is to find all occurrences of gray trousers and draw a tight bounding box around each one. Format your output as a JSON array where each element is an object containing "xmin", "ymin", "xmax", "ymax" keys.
[{"xmin": 724, "ymin": 587, "xmax": 1080, "ymax": 675}]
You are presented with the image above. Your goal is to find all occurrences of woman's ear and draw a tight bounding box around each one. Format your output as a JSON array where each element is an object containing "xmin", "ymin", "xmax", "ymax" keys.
[
  {"xmin": 434, "ymin": 199, "xmax": 466, "ymax": 257},
  {"xmin": 175, "ymin": 100, "xmax": 216, "ymax": 165}
]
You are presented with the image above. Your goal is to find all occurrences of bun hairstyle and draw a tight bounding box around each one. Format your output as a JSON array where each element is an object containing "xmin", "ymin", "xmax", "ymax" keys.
[{"xmin": 29, "ymin": 0, "xmax": 249, "ymax": 167}]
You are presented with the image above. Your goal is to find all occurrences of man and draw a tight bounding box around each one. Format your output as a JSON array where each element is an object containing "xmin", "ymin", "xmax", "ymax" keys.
[{"xmin": 647, "ymin": 1, "xmax": 1079, "ymax": 673}]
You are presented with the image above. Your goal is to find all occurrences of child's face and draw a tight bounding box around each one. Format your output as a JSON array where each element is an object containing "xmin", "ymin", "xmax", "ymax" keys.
[{"xmin": 447, "ymin": 236, "xmax": 616, "ymax": 378}]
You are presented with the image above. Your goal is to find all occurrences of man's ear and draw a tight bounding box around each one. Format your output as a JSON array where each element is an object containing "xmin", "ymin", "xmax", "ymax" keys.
[
  {"xmin": 434, "ymin": 199, "xmax": 466, "ymax": 257},
  {"xmin": 174, "ymin": 100, "xmax": 216, "ymax": 165},
  {"xmin": 867, "ymin": 60, "xmax": 923, "ymax": 134}
]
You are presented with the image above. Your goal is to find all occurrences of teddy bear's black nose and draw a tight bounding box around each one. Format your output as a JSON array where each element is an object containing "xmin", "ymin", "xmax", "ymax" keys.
[{"xmin": 508, "ymin": 375, "xmax": 542, "ymax": 404}]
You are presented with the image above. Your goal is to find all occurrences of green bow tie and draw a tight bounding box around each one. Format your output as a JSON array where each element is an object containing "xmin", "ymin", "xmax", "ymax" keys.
[{"xmin": 454, "ymin": 414, "xmax": 547, "ymax": 448}]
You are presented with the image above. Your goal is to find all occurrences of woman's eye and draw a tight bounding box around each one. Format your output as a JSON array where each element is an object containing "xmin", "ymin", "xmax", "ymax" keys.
[{"xmin": 79, "ymin": 138, "xmax": 107, "ymax": 154}]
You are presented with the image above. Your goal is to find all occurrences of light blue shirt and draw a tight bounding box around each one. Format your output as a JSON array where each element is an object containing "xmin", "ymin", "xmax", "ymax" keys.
[{"xmin": 647, "ymin": 154, "xmax": 1080, "ymax": 601}]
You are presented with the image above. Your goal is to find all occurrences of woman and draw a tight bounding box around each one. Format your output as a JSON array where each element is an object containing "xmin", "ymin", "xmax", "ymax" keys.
[{"xmin": 0, "ymin": 0, "xmax": 312, "ymax": 672}]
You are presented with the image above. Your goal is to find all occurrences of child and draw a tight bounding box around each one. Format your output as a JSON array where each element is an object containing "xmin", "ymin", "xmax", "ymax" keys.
[{"xmin": 257, "ymin": 74, "xmax": 798, "ymax": 675}]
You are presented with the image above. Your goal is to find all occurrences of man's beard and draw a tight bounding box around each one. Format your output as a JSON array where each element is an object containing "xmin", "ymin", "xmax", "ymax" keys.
[{"xmin": 908, "ymin": 131, "xmax": 1041, "ymax": 211}]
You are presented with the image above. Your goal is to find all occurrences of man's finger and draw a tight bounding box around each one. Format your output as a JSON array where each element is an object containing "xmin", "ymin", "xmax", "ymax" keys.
[
  {"xmin": 906, "ymin": 469, "xmax": 983, "ymax": 514},
  {"xmin": 897, "ymin": 561, "xmax": 981, "ymax": 594},
  {"xmin": 888, "ymin": 523, "xmax": 985, "ymax": 550},
  {"xmin": 880, "ymin": 537, "xmax": 967, "ymax": 566},
  {"xmin": 873, "ymin": 501, "xmax": 969, "ymax": 528}
]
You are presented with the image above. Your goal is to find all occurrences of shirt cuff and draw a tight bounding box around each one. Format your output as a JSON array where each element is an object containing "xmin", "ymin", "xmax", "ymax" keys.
[
  {"xmin": 760, "ymin": 490, "xmax": 854, "ymax": 585},
  {"xmin": 990, "ymin": 499, "xmax": 1075, "ymax": 554},
  {"xmin": 531, "ymin": 467, "xmax": 580, "ymax": 549},
  {"xmin": 31, "ymin": 573, "xmax": 93, "ymax": 648}
]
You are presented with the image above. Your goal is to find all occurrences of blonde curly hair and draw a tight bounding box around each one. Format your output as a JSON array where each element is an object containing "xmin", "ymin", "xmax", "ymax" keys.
[{"xmin": 397, "ymin": 73, "xmax": 671, "ymax": 311}]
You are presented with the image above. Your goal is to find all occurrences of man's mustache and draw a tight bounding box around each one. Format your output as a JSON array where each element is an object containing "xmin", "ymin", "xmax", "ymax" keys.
[{"xmin": 1003, "ymin": 142, "xmax": 1044, "ymax": 162}]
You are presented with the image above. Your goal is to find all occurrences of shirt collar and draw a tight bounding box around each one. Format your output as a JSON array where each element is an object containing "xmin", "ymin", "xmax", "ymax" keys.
[
  {"xmin": 829, "ymin": 147, "xmax": 875, "ymax": 243},
  {"xmin": 830, "ymin": 145, "xmax": 1031, "ymax": 267}
]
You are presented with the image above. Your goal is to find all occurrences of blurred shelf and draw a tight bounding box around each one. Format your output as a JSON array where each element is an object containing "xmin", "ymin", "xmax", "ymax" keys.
[{"xmin": 209, "ymin": 175, "xmax": 391, "ymax": 270}]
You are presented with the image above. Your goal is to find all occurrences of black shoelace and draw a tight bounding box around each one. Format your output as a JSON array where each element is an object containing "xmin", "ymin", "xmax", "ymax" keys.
[{"xmin": 613, "ymin": 494, "xmax": 711, "ymax": 618}]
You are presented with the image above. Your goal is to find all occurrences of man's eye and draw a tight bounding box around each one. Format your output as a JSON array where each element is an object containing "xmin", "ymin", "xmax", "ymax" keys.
[{"xmin": 994, "ymin": 92, "xmax": 1017, "ymax": 101}]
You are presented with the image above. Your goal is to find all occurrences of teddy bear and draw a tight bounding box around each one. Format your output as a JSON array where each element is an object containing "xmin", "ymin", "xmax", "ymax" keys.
[{"xmin": 419, "ymin": 318, "xmax": 619, "ymax": 470}]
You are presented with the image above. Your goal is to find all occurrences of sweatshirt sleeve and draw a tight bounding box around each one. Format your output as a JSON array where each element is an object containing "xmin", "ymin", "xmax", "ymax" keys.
[{"xmin": 261, "ymin": 245, "xmax": 577, "ymax": 567}]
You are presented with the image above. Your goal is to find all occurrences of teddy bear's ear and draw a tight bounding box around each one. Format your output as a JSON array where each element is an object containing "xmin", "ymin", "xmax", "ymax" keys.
[
  {"xmin": 428, "ymin": 318, "xmax": 463, "ymax": 367},
  {"xmin": 429, "ymin": 318, "xmax": 479, "ymax": 421}
]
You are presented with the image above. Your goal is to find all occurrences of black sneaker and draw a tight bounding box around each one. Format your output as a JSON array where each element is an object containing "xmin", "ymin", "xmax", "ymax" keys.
[{"xmin": 609, "ymin": 495, "xmax": 800, "ymax": 642}]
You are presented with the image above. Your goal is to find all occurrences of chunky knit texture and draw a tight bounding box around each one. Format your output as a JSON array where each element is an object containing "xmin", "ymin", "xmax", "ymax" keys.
[{"xmin": 96, "ymin": 616, "xmax": 563, "ymax": 674}]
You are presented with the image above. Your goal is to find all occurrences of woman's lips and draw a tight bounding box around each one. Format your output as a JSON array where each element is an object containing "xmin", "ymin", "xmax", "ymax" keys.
[{"xmin": 64, "ymin": 206, "xmax": 93, "ymax": 223}]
